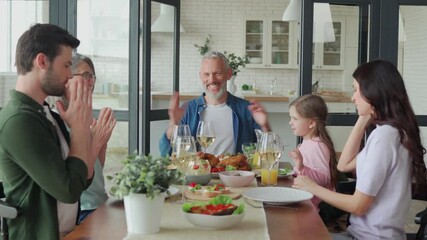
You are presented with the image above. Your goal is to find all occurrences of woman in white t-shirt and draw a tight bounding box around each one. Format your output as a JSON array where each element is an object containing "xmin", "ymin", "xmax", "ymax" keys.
[{"xmin": 292, "ymin": 59, "xmax": 426, "ymax": 239}]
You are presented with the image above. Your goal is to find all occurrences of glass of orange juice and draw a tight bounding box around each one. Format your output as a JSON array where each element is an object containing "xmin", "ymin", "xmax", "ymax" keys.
[
  {"xmin": 258, "ymin": 132, "xmax": 283, "ymax": 186},
  {"xmin": 260, "ymin": 154, "xmax": 279, "ymax": 186}
]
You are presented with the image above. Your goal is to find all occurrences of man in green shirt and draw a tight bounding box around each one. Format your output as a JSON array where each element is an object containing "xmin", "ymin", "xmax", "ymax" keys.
[{"xmin": 0, "ymin": 24, "xmax": 95, "ymax": 239}]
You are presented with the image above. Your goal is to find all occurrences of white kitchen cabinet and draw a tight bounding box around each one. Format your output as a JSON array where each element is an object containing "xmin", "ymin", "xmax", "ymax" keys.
[
  {"xmin": 297, "ymin": 18, "xmax": 345, "ymax": 70},
  {"xmin": 89, "ymin": 14, "xmax": 129, "ymax": 58},
  {"xmin": 244, "ymin": 18, "xmax": 295, "ymax": 69}
]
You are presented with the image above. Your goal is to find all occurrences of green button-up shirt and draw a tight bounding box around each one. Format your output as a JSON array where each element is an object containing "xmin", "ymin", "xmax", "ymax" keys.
[{"xmin": 0, "ymin": 90, "xmax": 88, "ymax": 239}]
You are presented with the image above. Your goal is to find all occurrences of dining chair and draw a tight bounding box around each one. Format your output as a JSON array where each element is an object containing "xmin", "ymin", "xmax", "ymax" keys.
[{"xmin": 0, "ymin": 182, "xmax": 18, "ymax": 240}]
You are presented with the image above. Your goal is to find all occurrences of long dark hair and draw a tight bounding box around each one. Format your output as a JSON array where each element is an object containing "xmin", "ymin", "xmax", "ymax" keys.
[
  {"xmin": 290, "ymin": 94, "xmax": 338, "ymax": 187},
  {"xmin": 352, "ymin": 59, "xmax": 426, "ymax": 197}
]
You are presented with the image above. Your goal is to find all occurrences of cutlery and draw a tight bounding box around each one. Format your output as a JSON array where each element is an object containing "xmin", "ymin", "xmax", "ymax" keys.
[{"xmin": 244, "ymin": 198, "xmax": 297, "ymax": 210}]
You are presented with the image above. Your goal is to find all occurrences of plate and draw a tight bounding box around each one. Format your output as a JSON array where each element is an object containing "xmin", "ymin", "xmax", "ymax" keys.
[
  {"xmin": 278, "ymin": 168, "xmax": 295, "ymax": 179},
  {"xmin": 242, "ymin": 187, "xmax": 313, "ymax": 205},
  {"xmin": 166, "ymin": 186, "xmax": 179, "ymax": 198}
]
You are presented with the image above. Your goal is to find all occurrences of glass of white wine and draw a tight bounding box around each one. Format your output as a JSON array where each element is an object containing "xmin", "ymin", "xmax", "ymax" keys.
[
  {"xmin": 258, "ymin": 132, "xmax": 283, "ymax": 186},
  {"xmin": 196, "ymin": 121, "xmax": 216, "ymax": 152},
  {"xmin": 171, "ymin": 136, "xmax": 197, "ymax": 202},
  {"xmin": 170, "ymin": 124, "xmax": 191, "ymax": 149}
]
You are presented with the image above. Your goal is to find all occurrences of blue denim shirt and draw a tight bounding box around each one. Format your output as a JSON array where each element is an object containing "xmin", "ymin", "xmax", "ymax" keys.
[{"xmin": 159, "ymin": 92, "xmax": 260, "ymax": 157}]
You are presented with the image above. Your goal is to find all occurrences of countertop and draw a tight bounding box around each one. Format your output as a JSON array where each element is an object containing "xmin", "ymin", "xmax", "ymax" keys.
[{"xmin": 151, "ymin": 91, "xmax": 352, "ymax": 103}]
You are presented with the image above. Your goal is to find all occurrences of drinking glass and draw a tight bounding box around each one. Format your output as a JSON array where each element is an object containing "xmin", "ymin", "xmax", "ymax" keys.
[
  {"xmin": 196, "ymin": 121, "xmax": 216, "ymax": 152},
  {"xmin": 171, "ymin": 136, "xmax": 197, "ymax": 202},
  {"xmin": 242, "ymin": 143, "xmax": 258, "ymax": 169},
  {"xmin": 258, "ymin": 132, "xmax": 283, "ymax": 186},
  {"xmin": 170, "ymin": 124, "xmax": 191, "ymax": 149}
]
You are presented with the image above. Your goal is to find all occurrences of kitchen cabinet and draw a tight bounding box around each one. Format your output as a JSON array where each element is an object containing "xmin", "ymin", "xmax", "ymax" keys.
[
  {"xmin": 297, "ymin": 18, "xmax": 345, "ymax": 69},
  {"xmin": 89, "ymin": 12, "xmax": 129, "ymax": 58},
  {"xmin": 244, "ymin": 18, "xmax": 294, "ymax": 69}
]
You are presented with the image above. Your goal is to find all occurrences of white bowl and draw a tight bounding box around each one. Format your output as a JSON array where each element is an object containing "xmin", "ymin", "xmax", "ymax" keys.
[
  {"xmin": 182, "ymin": 210, "xmax": 245, "ymax": 229},
  {"xmin": 219, "ymin": 170, "xmax": 255, "ymax": 187},
  {"xmin": 185, "ymin": 174, "xmax": 211, "ymax": 185}
]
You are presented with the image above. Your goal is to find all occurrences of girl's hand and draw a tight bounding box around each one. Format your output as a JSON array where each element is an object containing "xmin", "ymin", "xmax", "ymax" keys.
[
  {"xmin": 292, "ymin": 175, "xmax": 318, "ymax": 193},
  {"xmin": 288, "ymin": 147, "xmax": 303, "ymax": 171}
]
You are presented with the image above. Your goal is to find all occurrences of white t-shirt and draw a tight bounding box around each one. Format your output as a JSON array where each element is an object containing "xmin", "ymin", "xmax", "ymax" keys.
[
  {"xmin": 201, "ymin": 103, "xmax": 235, "ymax": 155},
  {"xmin": 44, "ymin": 106, "xmax": 78, "ymax": 237},
  {"xmin": 348, "ymin": 125, "xmax": 411, "ymax": 239}
]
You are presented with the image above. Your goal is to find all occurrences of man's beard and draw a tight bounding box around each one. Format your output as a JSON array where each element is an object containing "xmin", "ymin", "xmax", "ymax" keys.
[
  {"xmin": 204, "ymin": 83, "xmax": 226, "ymax": 100},
  {"xmin": 42, "ymin": 66, "xmax": 65, "ymax": 96}
]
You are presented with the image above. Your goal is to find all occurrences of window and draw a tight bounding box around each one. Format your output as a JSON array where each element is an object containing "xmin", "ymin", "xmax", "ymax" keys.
[{"xmin": 0, "ymin": 0, "xmax": 49, "ymax": 107}]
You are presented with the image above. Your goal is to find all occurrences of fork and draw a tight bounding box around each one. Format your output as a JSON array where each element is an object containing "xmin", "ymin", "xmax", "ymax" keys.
[{"xmin": 244, "ymin": 198, "xmax": 297, "ymax": 211}]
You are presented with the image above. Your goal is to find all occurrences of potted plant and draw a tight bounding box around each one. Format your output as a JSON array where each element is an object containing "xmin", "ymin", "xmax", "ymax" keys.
[
  {"xmin": 223, "ymin": 51, "xmax": 249, "ymax": 76},
  {"xmin": 108, "ymin": 153, "xmax": 183, "ymax": 235}
]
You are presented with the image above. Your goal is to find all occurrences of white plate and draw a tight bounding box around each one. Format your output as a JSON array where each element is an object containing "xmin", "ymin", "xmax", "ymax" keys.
[
  {"xmin": 242, "ymin": 187, "xmax": 313, "ymax": 205},
  {"xmin": 166, "ymin": 186, "xmax": 179, "ymax": 198}
]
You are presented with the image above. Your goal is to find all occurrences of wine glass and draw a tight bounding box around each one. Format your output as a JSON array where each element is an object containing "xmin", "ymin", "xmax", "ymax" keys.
[
  {"xmin": 170, "ymin": 124, "xmax": 191, "ymax": 149},
  {"xmin": 196, "ymin": 121, "xmax": 216, "ymax": 152},
  {"xmin": 258, "ymin": 132, "xmax": 283, "ymax": 186},
  {"xmin": 171, "ymin": 136, "xmax": 197, "ymax": 202}
]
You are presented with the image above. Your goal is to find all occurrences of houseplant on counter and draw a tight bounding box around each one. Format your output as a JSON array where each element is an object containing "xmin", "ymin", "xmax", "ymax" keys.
[
  {"xmin": 223, "ymin": 51, "xmax": 249, "ymax": 94},
  {"xmin": 108, "ymin": 153, "xmax": 183, "ymax": 235}
]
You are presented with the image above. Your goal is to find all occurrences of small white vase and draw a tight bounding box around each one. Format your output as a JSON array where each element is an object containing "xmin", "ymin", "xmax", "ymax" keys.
[
  {"xmin": 124, "ymin": 193, "xmax": 165, "ymax": 235},
  {"xmin": 227, "ymin": 75, "xmax": 237, "ymax": 95}
]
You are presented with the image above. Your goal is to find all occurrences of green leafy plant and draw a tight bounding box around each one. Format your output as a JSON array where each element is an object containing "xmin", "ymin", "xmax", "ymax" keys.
[
  {"xmin": 107, "ymin": 153, "xmax": 184, "ymax": 199},
  {"xmin": 223, "ymin": 51, "xmax": 249, "ymax": 76},
  {"xmin": 194, "ymin": 34, "xmax": 212, "ymax": 55}
]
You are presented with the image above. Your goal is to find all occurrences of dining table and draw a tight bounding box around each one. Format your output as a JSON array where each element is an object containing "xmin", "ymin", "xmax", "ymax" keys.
[{"xmin": 65, "ymin": 164, "xmax": 331, "ymax": 240}]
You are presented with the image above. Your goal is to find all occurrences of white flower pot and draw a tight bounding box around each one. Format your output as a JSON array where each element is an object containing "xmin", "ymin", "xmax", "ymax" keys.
[
  {"xmin": 227, "ymin": 75, "xmax": 237, "ymax": 95},
  {"xmin": 124, "ymin": 193, "xmax": 165, "ymax": 235}
]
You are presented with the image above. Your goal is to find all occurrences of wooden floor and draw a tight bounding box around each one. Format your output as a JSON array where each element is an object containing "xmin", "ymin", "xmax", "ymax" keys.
[{"xmin": 104, "ymin": 150, "xmax": 427, "ymax": 234}]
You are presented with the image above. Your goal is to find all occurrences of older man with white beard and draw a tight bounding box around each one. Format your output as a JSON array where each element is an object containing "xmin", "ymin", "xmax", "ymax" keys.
[{"xmin": 159, "ymin": 51, "xmax": 271, "ymax": 157}]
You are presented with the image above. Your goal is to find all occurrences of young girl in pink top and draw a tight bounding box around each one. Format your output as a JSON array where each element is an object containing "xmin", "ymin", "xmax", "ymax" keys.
[{"xmin": 288, "ymin": 94, "xmax": 338, "ymax": 211}]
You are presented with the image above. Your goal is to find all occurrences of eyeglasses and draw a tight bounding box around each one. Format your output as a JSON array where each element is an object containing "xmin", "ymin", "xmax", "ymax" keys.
[{"xmin": 73, "ymin": 72, "xmax": 96, "ymax": 81}]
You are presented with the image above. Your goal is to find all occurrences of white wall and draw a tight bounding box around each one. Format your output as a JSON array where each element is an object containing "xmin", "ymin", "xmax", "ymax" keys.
[{"xmin": 149, "ymin": 1, "xmax": 358, "ymax": 96}]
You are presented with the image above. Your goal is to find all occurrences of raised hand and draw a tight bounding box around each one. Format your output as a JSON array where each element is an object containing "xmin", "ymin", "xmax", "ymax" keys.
[
  {"xmin": 90, "ymin": 107, "xmax": 116, "ymax": 163},
  {"xmin": 168, "ymin": 92, "xmax": 185, "ymax": 126},
  {"xmin": 288, "ymin": 147, "xmax": 303, "ymax": 172},
  {"xmin": 57, "ymin": 76, "xmax": 92, "ymax": 130},
  {"xmin": 248, "ymin": 100, "xmax": 271, "ymax": 132},
  {"xmin": 57, "ymin": 76, "xmax": 93, "ymax": 176}
]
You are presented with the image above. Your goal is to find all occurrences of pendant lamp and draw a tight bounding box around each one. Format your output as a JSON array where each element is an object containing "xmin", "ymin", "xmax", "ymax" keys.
[{"xmin": 151, "ymin": 4, "xmax": 185, "ymax": 33}]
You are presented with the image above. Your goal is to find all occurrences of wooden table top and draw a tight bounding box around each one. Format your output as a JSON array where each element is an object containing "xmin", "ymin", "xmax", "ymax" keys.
[{"xmin": 65, "ymin": 176, "xmax": 330, "ymax": 240}]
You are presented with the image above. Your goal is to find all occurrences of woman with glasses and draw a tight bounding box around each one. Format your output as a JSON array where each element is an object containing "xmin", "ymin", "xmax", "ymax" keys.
[{"xmin": 46, "ymin": 53, "xmax": 116, "ymax": 229}]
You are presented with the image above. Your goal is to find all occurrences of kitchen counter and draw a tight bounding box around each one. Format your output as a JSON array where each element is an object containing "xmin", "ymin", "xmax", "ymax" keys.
[{"xmin": 151, "ymin": 91, "xmax": 354, "ymax": 113}]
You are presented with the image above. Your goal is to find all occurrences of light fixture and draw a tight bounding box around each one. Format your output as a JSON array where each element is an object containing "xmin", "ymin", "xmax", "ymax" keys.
[
  {"xmin": 282, "ymin": 1, "xmax": 335, "ymax": 43},
  {"xmin": 282, "ymin": 0, "xmax": 301, "ymax": 22},
  {"xmin": 313, "ymin": 3, "xmax": 335, "ymax": 43},
  {"xmin": 151, "ymin": 4, "xmax": 185, "ymax": 33}
]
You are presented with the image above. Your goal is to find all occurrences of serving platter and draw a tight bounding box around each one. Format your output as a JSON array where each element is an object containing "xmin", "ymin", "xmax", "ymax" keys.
[
  {"xmin": 184, "ymin": 186, "xmax": 241, "ymax": 201},
  {"xmin": 242, "ymin": 187, "xmax": 313, "ymax": 205}
]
